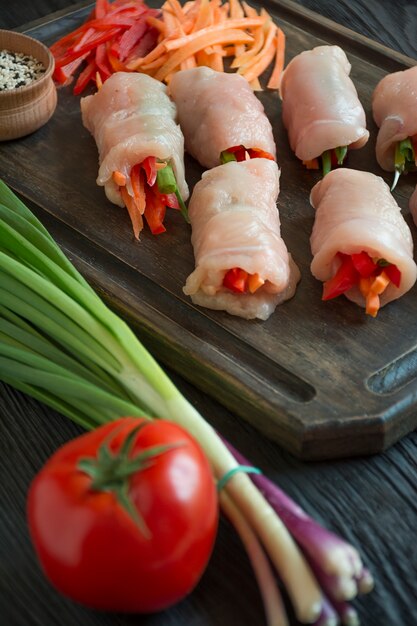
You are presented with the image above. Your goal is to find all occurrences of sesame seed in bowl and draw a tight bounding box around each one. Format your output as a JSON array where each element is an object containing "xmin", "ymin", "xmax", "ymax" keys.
[
  {"xmin": 0, "ymin": 49, "xmax": 46, "ymax": 91},
  {"xmin": 0, "ymin": 30, "xmax": 57, "ymax": 141}
]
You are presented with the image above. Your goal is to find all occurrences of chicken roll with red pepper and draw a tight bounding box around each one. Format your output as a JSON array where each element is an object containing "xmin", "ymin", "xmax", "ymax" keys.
[
  {"xmin": 183, "ymin": 159, "xmax": 300, "ymax": 320},
  {"xmin": 372, "ymin": 65, "xmax": 417, "ymax": 190},
  {"xmin": 280, "ymin": 46, "xmax": 369, "ymax": 176},
  {"xmin": 169, "ymin": 67, "xmax": 276, "ymax": 169},
  {"xmin": 81, "ymin": 72, "xmax": 189, "ymax": 238},
  {"xmin": 310, "ymin": 169, "xmax": 417, "ymax": 317}
]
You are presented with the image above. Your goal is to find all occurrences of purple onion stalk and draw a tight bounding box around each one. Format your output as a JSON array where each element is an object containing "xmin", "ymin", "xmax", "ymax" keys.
[{"xmin": 223, "ymin": 438, "xmax": 374, "ymax": 620}]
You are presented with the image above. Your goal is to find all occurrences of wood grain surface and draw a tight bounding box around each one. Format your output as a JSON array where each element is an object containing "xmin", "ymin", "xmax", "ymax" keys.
[{"xmin": 1, "ymin": 1, "xmax": 417, "ymax": 626}]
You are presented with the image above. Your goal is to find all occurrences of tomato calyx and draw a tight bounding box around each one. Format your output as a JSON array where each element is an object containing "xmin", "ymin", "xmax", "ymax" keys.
[{"xmin": 78, "ymin": 424, "xmax": 183, "ymax": 536}]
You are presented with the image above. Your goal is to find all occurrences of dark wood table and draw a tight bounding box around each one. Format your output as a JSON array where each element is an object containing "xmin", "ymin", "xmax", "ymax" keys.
[{"xmin": 1, "ymin": 2, "xmax": 416, "ymax": 625}]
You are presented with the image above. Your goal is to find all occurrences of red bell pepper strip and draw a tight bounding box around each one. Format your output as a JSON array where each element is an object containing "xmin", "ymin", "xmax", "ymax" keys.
[
  {"xmin": 247, "ymin": 148, "xmax": 275, "ymax": 160},
  {"xmin": 116, "ymin": 20, "xmax": 148, "ymax": 61},
  {"xmin": 381, "ymin": 263, "xmax": 401, "ymax": 288},
  {"xmin": 144, "ymin": 186, "xmax": 167, "ymax": 235},
  {"xmin": 95, "ymin": 43, "xmax": 112, "ymax": 81},
  {"xmin": 141, "ymin": 157, "xmax": 157, "ymax": 187},
  {"xmin": 73, "ymin": 56, "xmax": 97, "ymax": 95},
  {"xmin": 53, "ymin": 53, "xmax": 89, "ymax": 84},
  {"xmin": 55, "ymin": 28, "xmax": 122, "ymax": 68},
  {"xmin": 223, "ymin": 268, "xmax": 249, "ymax": 293},
  {"xmin": 221, "ymin": 145, "xmax": 276, "ymax": 164},
  {"xmin": 351, "ymin": 251, "xmax": 377, "ymax": 278},
  {"xmin": 322, "ymin": 253, "xmax": 359, "ymax": 301},
  {"xmin": 160, "ymin": 193, "xmax": 180, "ymax": 209},
  {"xmin": 322, "ymin": 251, "xmax": 402, "ymax": 310},
  {"xmin": 95, "ymin": 0, "xmax": 109, "ymax": 19},
  {"xmin": 125, "ymin": 28, "xmax": 159, "ymax": 63}
]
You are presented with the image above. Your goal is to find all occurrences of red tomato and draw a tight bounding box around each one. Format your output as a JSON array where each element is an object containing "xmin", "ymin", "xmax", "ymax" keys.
[{"xmin": 27, "ymin": 417, "xmax": 218, "ymax": 613}]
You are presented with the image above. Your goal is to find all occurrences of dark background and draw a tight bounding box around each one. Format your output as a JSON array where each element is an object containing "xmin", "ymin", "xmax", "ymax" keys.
[{"xmin": 0, "ymin": 1, "xmax": 416, "ymax": 625}]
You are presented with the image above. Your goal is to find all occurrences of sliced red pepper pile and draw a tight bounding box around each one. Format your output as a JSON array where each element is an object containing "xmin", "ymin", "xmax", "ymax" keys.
[
  {"xmin": 322, "ymin": 251, "xmax": 401, "ymax": 317},
  {"xmin": 220, "ymin": 145, "xmax": 276, "ymax": 164},
  {"xmin": 223, "ymin": 268, "xmax": 265, "ymax": 294},
  {"xmin": 113, "ymin": 157, "xmax": 186, "ymax": 238},
  {"xmin": 50, "ymin": 0, "xmax": 160, "ymax": 94}
]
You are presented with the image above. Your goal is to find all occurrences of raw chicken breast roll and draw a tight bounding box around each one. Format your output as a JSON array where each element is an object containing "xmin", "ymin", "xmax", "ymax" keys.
[
  {"xmin": 409, "ymin": 185, "xmax": 417, "ymax": 226},
  {"xmin": 183, "ymin": 159, "xmax": 300, "ymax": 320},
  {"xmin": 81, "ymin": 72, "xmax": 188, "ymax": 238},
  {"xmin": 169, "ymin": 67, "xmax": 276, "ymax": 169},
  {"xmin": 280, "ymin": 46, "xmax": 369, "ymax": 173},
  {"xmin": 310, "ymin": 169, "xmax": 417, "ymax": 317},
  {"xmin": 372, "ymin": 65, "xmax": 417, "ymax": 188}
]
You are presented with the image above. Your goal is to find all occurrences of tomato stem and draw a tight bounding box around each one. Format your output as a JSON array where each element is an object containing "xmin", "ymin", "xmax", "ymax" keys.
[{"xmin": 78, "ymin": 425, "xmax": 184, "ymax": 536}]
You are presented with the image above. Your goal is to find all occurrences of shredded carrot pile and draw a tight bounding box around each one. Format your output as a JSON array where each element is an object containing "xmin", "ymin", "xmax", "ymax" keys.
[{"xmin": 127, "ymin": 0, "xmax": 286, "ymax": 90}]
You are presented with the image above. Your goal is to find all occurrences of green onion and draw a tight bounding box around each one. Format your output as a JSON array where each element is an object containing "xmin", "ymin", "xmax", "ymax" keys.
[
  {"xmin": 392, "ymin": 137, "xmax": 416, "ymax": 190},
  {"xmin": 220, "ymin": 150, "xmax": 237, "ymax": 164},
  {"xmin": 156, "ymin": 164, "xmax": 189, "ymax": 223},
  {"xmin": 334, "ymin": 145, "xmax": 348, "ymax": 165},
  {"xmin": 321, "ymin": 150, "xmax": 332, "ymax": 176},
  {"xmin": 156, "ymin": 164, "xmax": 177, "ymax": 194},
  {"xmin": 0, "ymin": 180, "xmax": 324, "ymax": 624}
]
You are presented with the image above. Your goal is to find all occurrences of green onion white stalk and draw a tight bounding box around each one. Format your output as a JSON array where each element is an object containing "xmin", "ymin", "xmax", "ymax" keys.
[{"xmin": 1, "ymin": 180, "xmax": 367, "ymax": 624}]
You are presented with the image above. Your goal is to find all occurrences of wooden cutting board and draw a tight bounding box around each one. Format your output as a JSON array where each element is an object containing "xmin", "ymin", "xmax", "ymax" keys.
[{"xmin": 2, "ymin": 0, "xmax": 417, "ymax": 460}]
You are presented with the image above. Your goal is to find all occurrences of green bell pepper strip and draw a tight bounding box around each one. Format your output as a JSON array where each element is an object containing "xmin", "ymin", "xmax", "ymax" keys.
[
  {"xmin": 220, "ymin": 150, "xmax": 237, "ymax": 164},
  {"xmin": 156, "ymin": 164, "xmax": 189, "ymax": 223},
  {"xmin": 392, "ymin": 138, "xmax": 416, "ymax": 191}
]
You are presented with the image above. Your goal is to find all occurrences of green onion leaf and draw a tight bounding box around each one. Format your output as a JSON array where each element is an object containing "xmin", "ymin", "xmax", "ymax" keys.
[
  {"xmin": 321, "ymin": 150, "xmax": 332, "ymax": 177},
  {"xmin": 334, "ymin": 146, "xmax": 348, "ymax": 165}
]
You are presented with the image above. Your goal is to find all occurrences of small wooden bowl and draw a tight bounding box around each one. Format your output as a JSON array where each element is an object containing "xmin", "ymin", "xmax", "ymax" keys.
[{"xmin": 0, "ymin": 30, "xmax": 57, "ymax": 141}]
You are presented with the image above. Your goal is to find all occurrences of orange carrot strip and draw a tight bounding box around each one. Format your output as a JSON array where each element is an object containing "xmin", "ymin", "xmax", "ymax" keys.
[
  {"xmin": 127, "ymin": 40, "xmax": 168, "ymax": 69},
  {"xmin": 162, "ymin": 8, "xmax": 181, "ymax": 37},
  {"xmin": 303, "ymin": 159, "xmax": 319, "ymax": 170},
  {"xmin": 242, "ymin": 21, "xmax": 278, "ymax": 69},
  {"xmin": 370, "ymin": 271, "xmax": 390, "ymax": 295},
  {"xmin": 130, "ymin": 165, "xmax": 146, "ymax": 214},
  {"xmin": 163, "ymin": 18, "xmax": 264, "ymax": 51},
  {"xmin": 209, "ymin": 50, "xmax": 224, "ymax": 71},
  {"xmin": 267, "ymin": 27, "xmax": 285, "ymax": 89},
  {"xmin": 192, "ymin": 0, "xmax": 212, "ymax": 31},
  {"xmin": 113, "ymin": 170, "xmax": 127, "ymax": 186},
  {"xmin": 240, "ymin": 35, "xmax": 276, "ymax": 83},
  {"xmin": 231, "ymin": 25, "xmax": 264, "ymax": 67},
  {"xmin": 155, "ymin": 29, "xmax": 254, "ymax": 81},
  {"xmin": 250, "ymin": 77, "xmax": 262, "ymax": 91},
  {"xmin": 141, "ymin": 53, "xmax": 170, "ymax": 70},
  {"xmin": 181, "ymin": 55, "xmax": 198, "ymax": 69},
  {"xmin": 242, "ymin": 1, "xmax": 258, "ymax": 17},
  {"xmin": 95, "ymin": 71, "xmax": 103, "ymax": 89},
  {"xmin": 196, "ymin": 49, "xmax": 212, "ymax": 66},
  {"xmin": 365, "ymin": 292, "xmax": 380, "ymax": 317},
  {"xmin": 239, "ymin": 21, "xmax": 276, "ymax": 71},
  {"xmin": 229, "ymin": 0, "xmax": 244, "ymax": 19},
  {"xmin": 359, "ymin": 277, "xmax": 371, "ymax": 298},
  {"xmin": 166, "ymin": 0, "xmax": 187, "ymax": 21},
  {"xmin": 248, "ymin": 273, "xmax": 265, "ymax": 293},
  {"xmin": 120, "ymin": 186, "xmax": 144, "ymax": 240},
  {"xmin": 146, "ymin": 15, "xmax": 166, "ymax": 34}
]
